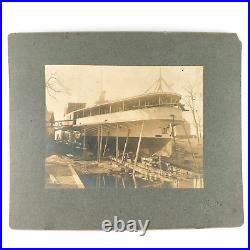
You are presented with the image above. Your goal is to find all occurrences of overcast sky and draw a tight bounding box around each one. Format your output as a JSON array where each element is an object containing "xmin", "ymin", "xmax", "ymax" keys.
[{"xmin": 45, "ymin": 65, "xmax": 203, "ymax": 135}]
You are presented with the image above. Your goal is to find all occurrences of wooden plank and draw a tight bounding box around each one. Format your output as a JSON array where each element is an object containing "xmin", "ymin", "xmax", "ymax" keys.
[
  {"xmin": 97, "ymin": 126, "xmax": 100, "ymax": 161},
  {"xmin": 121, "ymin": 128, "xmax": 130, "ymax": 163},
  {"xmin": 99, "ymin": 124, "xmax": 103, "ymax": 162},
  {"xmin": 134, "ymin": 121, "xmax": 144, "ymax": 173},
  {"xmin": 116, "ymin": 124, "xmax": 119, "ymax": 160},
  {"xmin": 83, "ymin": 127, "xmax": 86, "ymax": 149},
  {"xmin": 103, "ymin": 131, "xmax": 109, "ymax": 157}
]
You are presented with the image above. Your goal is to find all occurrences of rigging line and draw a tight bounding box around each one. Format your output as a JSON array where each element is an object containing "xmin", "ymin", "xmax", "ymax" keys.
[
  {"xmin": 153, "ymin": 79, "xmax": 160, "ymax": 92},
  {"xmin": 158, "ymin": 83, "xmax": 163, "ymax": 93},
  {"xmin": 162, "ymin": 78, "xmax": 175, "ymax": 92},
  {"xmin": 144, "ymin": 79, "xmax": 157, "ymax": 93}
]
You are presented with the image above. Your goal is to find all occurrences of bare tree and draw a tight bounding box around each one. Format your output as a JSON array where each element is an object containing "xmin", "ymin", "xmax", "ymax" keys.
[
  {"xmin": 184, "ymin": 85, "xmax": 201, "ymax": 143},
  {"xmin": 45, "ymin": 72, "xmax": 71, "ymax": 99},
  {"xmin": 196, "ymin": 109, "xmax": 202, "ymax": 140}
]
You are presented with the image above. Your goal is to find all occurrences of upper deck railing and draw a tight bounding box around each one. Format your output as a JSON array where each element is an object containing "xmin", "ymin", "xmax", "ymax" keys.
[{"xmin": 65, "ymin": 92, "xmax": 183, "ymax": 121}]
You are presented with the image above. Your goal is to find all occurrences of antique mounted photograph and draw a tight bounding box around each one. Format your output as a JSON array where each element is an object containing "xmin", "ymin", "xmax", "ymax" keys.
[{"xmin": 45, "ymin": 65, "xmax": 203, "ymax": 189}]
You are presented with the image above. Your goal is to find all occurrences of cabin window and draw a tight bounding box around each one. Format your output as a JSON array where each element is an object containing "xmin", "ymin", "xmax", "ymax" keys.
[
  {"xmin": 158, "ymin": 96, "xmax": 162, "ymax": 105},
  {"xmin": 84, "ymin": 110, "xmax": 90, "ymax": 117},
  {"xmin": 100, "ymin": 105, "xmax": 109, "ymax": 114},
  {"xmin": 91, "ymin": 108, "xmax": 99, "ymax": 116},
  {"xmin": 111, "ymin": 103, "xmax": 123, "ymax": 113},
  {"xmin": 126, "ymin": 100, "xmax": 138, "ymax": 110},
  {"xmin": 162, "ymin": 96, "xmax": 166, "ymax": 105},
  {"xmin": 160, "ymin": 96, "xmax": 166, "ymax": 104},
  {"xmin": 141, "ymin": 97, "xmax": 158, "ymax": 107}
]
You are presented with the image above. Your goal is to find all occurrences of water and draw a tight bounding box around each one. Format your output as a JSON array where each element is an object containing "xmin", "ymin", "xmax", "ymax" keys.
[
  {"xmin": 76, "ymin": 171, "xmax": 203, "ymax": 189},
  {"xmin": 78, "ymin": 172, "xmax": 144, "ymax": 188}
]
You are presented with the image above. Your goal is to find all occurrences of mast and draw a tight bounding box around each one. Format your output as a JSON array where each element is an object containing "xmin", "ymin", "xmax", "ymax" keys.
[{"xmin": 144, "ymin": 66, "xmax": 175, "ymax": 94}]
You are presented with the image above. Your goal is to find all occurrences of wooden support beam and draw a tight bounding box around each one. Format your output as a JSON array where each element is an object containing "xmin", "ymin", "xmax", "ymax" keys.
[
  {"xmin": 99, "ymin": 124, "xmax": 103, "ymax": 162},
  {"xmin": 134, "ymin": 121, "xmax": 144, "ymax": 173},
  {"xmin": 132, "ymin": 174, "xmax": 137, "ymax": 189},
  {"xmin": 83, "ymin": 127, "xmax": 86, "ymax": 149},
  {"xmin": 121, "ymin": 128, "xmax": 130, "ymax": 163},
  {"xmin": 116, "ymin": 124, "xmax": 119, "ymax": 160},
  {"xmin": 103, "ymin": 131, "xmax": 109, "ymax": 157},
  {"xmin": 97, "ymin": 126, "xmax": 100, "ymax": 161}
]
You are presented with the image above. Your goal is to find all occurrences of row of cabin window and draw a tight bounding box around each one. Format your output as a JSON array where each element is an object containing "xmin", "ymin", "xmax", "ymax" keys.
[{"xmin": 70, "ymin": 96, "xmax": 179, "ymax": 120}]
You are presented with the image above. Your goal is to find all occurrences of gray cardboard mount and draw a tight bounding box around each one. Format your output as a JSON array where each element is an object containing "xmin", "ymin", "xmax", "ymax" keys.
[{"xmin": 9, "ymin": 32, "xmax": 243, "ymax": 230}]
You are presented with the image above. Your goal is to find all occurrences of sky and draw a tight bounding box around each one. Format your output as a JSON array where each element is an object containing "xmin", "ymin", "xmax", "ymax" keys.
[{"xmin": 45, "ymin": 65, "xmax": 203, "ymax": 135}]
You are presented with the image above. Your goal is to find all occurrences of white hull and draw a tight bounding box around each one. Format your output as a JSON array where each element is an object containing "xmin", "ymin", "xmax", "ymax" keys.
[
  {"xmin": 81, "ymin": 119, "xmax": 189, "ymax": 139},
  {"xmin": 75, "ymin": 106, "xmax": 182, "ymax": 126},
  {"xmin": 62, "ymin": 106, "xmax": 191, "ymax": 138}
]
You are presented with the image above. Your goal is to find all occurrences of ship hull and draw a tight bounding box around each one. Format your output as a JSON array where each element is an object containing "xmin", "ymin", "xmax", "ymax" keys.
[
  {"xmin": 85, "ymin": 136, "xmax": 173, "ymax": 157},
  {"xmin": 58, "ymin": 106, "xmax": 191, "ymax": 158},
  {"xmin": 56, "ymin": 119, "xmax": 190, "ymax": 157},
  {"xmin": 79, "ymin": 119, "xmax": 190, "ymax": 139}
]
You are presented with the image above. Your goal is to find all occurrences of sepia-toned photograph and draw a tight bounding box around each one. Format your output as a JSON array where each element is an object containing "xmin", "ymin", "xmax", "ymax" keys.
[{"xmin": 45, "ymin": 65, "xmax": 203, "ymax": 189}]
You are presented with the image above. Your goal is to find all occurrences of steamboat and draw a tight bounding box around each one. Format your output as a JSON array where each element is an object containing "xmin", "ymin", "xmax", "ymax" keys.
[{"xmin": 53, "ymin": 69, "xmax": 191, "ymax": 160}]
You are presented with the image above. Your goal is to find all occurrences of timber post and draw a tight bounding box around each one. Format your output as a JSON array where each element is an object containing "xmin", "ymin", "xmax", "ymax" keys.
[
  {"xmin": 99, "ymin": 124, "xmax": 103, "ymax": 162},
  {"xmin": 83, "ymin": 127, "xmax": 86, "ymax": 149},
  {"xmin": 116, "ymin": 124, "xmax": 119, "ymax": 160},
  {"xmin": 103, "ymin": 131, "xmax": 109, "ymax": 157},
  {"xmin": 121, "ymin": 128, "xmax": 130, "ymax": 163},
  {"xmin": 134, "ymin": 121, "xmax": 144, "ymax": 174},
  {"xmin": 97, "ymin": 126, "xmax": 100, "ymax": 162}
]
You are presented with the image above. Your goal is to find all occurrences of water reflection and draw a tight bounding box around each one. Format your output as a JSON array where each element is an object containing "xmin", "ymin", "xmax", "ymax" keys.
[{"xmin": 77, "ymin": 171, "xmax": 204, "ymax": 189}]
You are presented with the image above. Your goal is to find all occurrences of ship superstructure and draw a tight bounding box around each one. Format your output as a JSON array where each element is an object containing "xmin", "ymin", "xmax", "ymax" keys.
[{"xmin": 55, "ymin": 68, "xmax": 191, "ymax": 158}]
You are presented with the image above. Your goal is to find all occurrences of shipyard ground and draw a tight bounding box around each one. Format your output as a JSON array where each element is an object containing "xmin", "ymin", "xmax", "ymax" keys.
[{"xmin": 45, "ymin": 138, "xmax": 203, "ymax": 189}]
